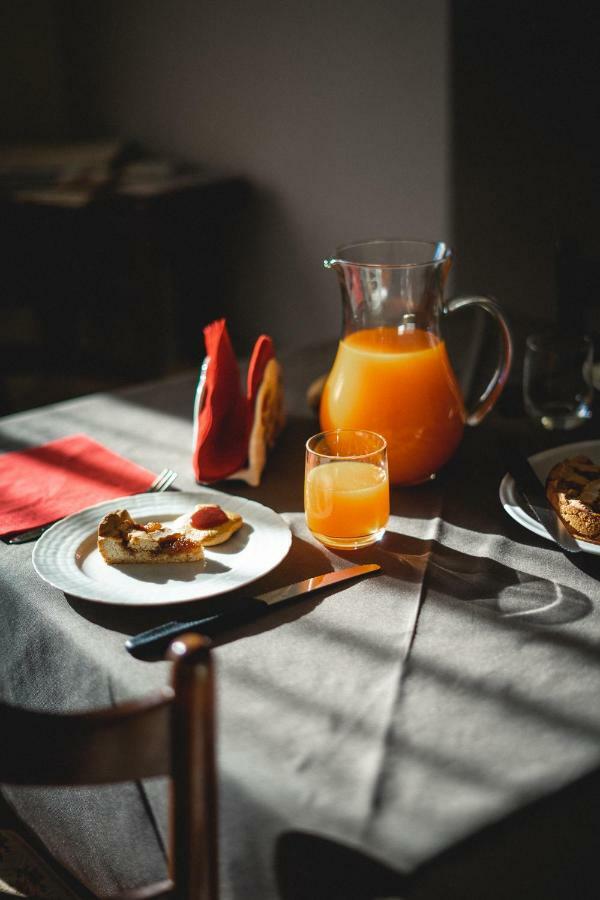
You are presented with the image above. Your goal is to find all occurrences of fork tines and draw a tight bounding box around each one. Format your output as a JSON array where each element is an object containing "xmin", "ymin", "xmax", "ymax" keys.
[{"xmin": 149, "ymin": 469, "xmax": 178, "ymax": 492}]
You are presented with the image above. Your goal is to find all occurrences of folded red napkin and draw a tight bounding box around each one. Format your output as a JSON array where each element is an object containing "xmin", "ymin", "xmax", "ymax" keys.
[
  {"xmin": 0, "ymin": 433, "xmax": 156, "ymax": 535},
  {"xmin": 192, "ymin": 319, "xmax": 285, "ymax": 486}
]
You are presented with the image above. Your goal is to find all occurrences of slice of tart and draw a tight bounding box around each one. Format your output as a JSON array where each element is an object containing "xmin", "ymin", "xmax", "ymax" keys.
[
  {"xmin": 97, "ymin": 503, "xmax": 244, "ymax": 564},
  {"xmin": 545, "ymin": 455, "xmax": 600, "ymax": 542},
  {"xmin": 98, "ymin": 508, "xmax": 206, "ymax": 565}
]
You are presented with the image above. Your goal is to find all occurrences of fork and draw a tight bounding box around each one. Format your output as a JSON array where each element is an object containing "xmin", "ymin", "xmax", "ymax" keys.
[
  {"xmin": 5, "ymin": 467, "xmax": 179, "ymax": 544},
  {"xmin": 148, "ymin": 468, "xmax": 178, "ymax": 493}
]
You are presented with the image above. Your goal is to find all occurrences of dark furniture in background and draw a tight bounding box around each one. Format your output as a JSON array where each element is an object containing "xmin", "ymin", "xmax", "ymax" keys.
[{"xmin": 0, "ymin": 172, "xmax": 250, "ymax": 415}]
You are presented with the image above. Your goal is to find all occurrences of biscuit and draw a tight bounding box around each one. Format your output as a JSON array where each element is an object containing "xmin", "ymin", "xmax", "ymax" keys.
[
  {"xmin": 545, "ymin": 455, "xmax": 600, "ymax": 541},
  {"xmin": 189, "ymin": 504, "xmax": 243, "ymax": 546}
]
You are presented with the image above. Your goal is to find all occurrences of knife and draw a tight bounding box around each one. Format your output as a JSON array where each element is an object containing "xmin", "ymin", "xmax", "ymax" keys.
[
  {"xmin": 125, "ymin": 563, "xmax": 381, "ymax": 658},
  {"xmin": 504, "ymin": 448, "xmax": 580, "ymax": 553},
  {"xmin": 4, "ymin": 520, "xmax": 60, "ymax": 544}
]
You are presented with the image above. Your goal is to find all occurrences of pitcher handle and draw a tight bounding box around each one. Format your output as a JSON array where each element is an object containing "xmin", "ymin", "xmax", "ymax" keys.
[{"xmin": 443, "ymin": 295, "xmax": 513, "ymax": 426}]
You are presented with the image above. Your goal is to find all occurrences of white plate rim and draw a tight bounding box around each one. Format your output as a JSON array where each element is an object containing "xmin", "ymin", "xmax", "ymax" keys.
[
  {"xmin": 32, "ymin": 490, "xmax": 292, "ymax": 606},
  {"xmin": 499, "ymin": 438, "xmax": 600, "ymax": 555}
]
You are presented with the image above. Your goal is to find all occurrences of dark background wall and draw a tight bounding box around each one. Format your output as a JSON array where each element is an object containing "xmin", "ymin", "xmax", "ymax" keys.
[
  {"xmin": 452, "ymin": 0, "xmax": 600, "ymax": 335},
  {"xmin": 1, "ymin": 0, "xmax": 599, "ymax": 410},
  {"xmin": 0, "ymin": 1, "xmax": 67, "ymax": 141}
]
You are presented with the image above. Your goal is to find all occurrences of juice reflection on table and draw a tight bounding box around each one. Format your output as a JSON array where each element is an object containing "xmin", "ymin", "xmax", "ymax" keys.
[
  {"xmin": 304, "ymin": 430, "xmax": 389, "ymax": 550},
  {"xmin": 320, "ymin": 326, "xmax": 466, "ymax": 485}
]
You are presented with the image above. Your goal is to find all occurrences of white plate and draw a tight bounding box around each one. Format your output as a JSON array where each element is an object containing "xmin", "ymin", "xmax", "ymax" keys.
[
  {"xmin": 499, "ymin": 439, "xmax": 600, "ymax": 555},
  {"xmin": 32, "ymin": 490, "xmax": 292, "ymax": 605}
]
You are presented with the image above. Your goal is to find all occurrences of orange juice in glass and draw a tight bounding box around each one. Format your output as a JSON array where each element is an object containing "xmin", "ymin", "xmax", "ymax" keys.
[{"xmin": 305, "ymin": 430, "xmax": 389, "ymax": 549}]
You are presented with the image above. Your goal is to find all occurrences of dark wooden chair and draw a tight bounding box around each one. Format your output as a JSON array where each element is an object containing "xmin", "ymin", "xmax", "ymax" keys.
[{"xmin": 0, "ymin": 633, "xmax": 218, "ymax": 900}]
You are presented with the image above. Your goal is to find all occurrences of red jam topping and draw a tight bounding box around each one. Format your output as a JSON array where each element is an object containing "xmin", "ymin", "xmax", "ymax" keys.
[
  {"xmin": 191, "ymin": 505, "xmax": 229, "ymax": 529},
  {"xmin": 158, "ymin": 534, "xmax": 198, "ymax": 554}
]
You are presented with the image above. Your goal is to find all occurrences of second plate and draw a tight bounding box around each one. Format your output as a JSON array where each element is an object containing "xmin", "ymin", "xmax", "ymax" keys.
[{"xmin": 499, "ymin": 439, "xmax": 600, "ymax": 555}]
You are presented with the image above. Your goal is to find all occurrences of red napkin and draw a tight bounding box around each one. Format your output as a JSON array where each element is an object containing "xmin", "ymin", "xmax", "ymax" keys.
[
  {"xmin": 0, "ymin": 433, "xmax": 156, "ymax": 536},
  {"xmin": 193, "ymin": 320, "xmax": 280, "ymax": 485},
  {"xmin": 193, "ymin": 319, "xmax": 252, "ymax": 482}
]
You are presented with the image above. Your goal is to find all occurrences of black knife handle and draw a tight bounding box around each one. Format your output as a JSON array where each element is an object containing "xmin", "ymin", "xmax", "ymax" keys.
[
  {"xmin": 5, "ymin": 521, "xmax": 59, "ymax": 544},
  {"xmin": 125, "ymin": 597, "xmax": 267, "ymax": 658}
]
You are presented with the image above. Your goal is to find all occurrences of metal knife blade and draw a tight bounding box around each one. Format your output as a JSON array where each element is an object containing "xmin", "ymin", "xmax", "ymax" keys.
[
  {"xmin": 504, "ymin": 449, "xmax": 580, "ymax": 553},
  {"xmin": 125, "ymin": 563, "xmax": 381, "ymax": 658}
]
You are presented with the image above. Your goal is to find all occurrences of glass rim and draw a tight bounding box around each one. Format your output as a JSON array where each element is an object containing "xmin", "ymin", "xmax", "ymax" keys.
[
  {"xmin": 526, "ymin": 330, "xmax": 593, "ymax": 351},
  {"xmin": 327, "ymin": 238, "xmax": 452, "ymax": 270},
  {"xmin": 306, "ymin": 429, "xmax": 387, "ymax": 461}
]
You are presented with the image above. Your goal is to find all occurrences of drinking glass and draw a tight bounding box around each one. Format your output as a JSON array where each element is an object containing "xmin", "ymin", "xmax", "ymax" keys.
[
  {"xmin": 304, "ymin": 429, "xmax": 389, "ymax": 549},
  {"xmin": 523, "ymin": 331, "xmax": 594, "ymax": 430}
]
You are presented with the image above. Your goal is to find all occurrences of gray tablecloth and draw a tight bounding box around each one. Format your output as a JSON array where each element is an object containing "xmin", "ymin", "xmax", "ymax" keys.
[{"xmin": 1, "ymin": 352, "xmax": 600, "ymax": 899}]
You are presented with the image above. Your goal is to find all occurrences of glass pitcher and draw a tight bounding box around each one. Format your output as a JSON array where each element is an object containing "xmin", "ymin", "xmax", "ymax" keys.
[{"xmin": 320, "ymin": 239, "xmax": 513, "ymax": 485}]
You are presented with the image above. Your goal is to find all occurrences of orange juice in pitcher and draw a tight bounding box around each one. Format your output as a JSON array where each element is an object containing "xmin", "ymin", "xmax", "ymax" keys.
[
  {"xmin": 320, "ymin": 240, "xmax": 513, "ymax": 486},
  {"xmin": 320, "ymin": 326, "xmax": 465, "ymax": 485}
]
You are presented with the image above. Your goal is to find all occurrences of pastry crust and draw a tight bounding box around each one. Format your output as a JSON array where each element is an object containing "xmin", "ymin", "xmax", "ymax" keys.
[
  {"xmin": 98, "ymin": 508, "xmax": 206, "ymax": 565},
  {"xmin": 545, "ymin": 455, "xmax": 600, "ymax": 542}
]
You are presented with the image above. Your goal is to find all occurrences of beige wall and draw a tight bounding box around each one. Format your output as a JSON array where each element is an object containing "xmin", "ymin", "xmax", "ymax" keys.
[{"xmin": 59, "ymin": 0, "xmax": 451, "ymax": 353}]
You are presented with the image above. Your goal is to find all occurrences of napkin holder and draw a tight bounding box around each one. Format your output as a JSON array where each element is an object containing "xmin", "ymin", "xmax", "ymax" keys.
[{"xmin": 192, "ymin": 319, "xmax": 285, "ymax": 487}]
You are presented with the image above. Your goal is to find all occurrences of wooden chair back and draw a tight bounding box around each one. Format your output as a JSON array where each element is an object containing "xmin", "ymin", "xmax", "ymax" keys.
[{"xmin": 0, "ymin": 633, "xmax": 217, "ymax": 900}]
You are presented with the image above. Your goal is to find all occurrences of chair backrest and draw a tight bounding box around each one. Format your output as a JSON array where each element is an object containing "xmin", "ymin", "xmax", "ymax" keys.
[{"xmin": 0, "ymin": 632, "xmax": 218, "ymax": 900}]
